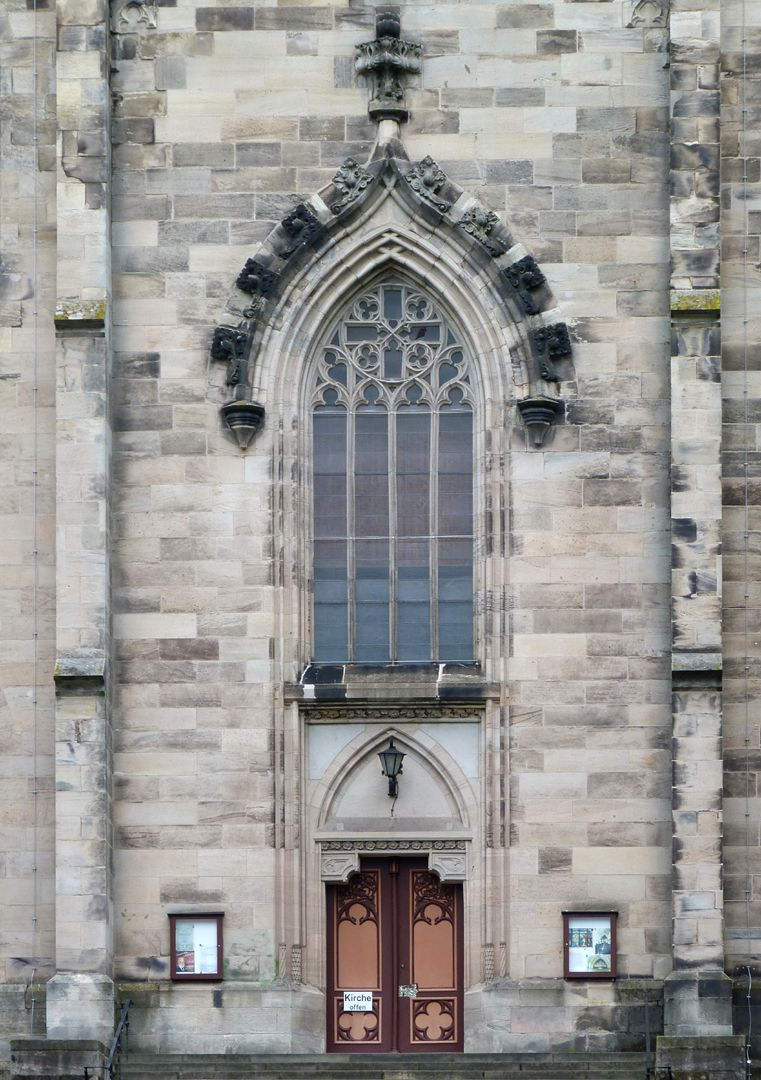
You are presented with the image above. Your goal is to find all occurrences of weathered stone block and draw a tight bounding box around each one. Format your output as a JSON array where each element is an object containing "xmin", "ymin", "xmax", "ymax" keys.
[{"xmin": 196, "ymin": 8, "xmax": 254, "ymax": 32}]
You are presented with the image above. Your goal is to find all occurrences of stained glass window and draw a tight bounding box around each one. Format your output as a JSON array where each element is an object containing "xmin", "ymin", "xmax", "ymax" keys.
[{"xmin": 312, "ymin": 282, "xmax": 474, "ymax": 663}]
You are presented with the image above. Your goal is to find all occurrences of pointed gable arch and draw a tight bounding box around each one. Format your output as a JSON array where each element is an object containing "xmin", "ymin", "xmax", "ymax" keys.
[
  {"xmin": 312, "ymin": 725, "xmax": 476, "ymax": 835},
  {"xmin": 209, "ymin": 142, "xmax": 574, "ymax": 447}
]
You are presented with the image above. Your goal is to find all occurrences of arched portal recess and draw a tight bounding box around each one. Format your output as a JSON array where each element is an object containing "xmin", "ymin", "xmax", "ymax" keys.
[{"xmin": 206, "ymin": 143, "xmax": 573, "ymax": 1042}]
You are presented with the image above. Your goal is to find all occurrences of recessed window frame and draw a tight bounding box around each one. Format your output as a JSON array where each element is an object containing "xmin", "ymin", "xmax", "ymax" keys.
[{"xmin": 309, "ymin": 278, "xmax": 476, "ymax": 665}]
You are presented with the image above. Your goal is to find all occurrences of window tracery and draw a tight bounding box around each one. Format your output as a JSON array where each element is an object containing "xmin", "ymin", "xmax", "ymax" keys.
[{"xmin": 311, "ymin": 281, "xmax": 474, "ymax": 663}]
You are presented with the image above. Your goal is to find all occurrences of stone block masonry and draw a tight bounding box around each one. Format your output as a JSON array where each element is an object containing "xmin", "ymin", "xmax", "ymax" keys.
[{"xmin": 0, "ymin": 0, "xmax": 754, "ymax": 1075}]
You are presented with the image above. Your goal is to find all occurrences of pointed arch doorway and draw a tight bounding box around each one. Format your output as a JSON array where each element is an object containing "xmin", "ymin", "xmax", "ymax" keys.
[{"xmin": 326, "ymin": 856, "xmax": 463, "ymax": 1053}]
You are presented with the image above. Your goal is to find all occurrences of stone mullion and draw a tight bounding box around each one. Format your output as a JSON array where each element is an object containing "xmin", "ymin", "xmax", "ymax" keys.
[
  {"xmin": 48, "ymin": 0, "xmax": 114, "ymax": 1046},
  {"xmin": 661, "ymin": 0, "xmax": 735, "ymax": 1053}
]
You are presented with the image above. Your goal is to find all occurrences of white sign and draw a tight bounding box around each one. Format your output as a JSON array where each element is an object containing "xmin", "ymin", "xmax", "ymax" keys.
[{"xmin": 343, "ymin": 991, "xmax": 373, "ymax": 1012}]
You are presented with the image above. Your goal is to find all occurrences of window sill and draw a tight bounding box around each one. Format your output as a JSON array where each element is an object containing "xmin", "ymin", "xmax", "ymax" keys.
[{"xmin": 285, "ymin": 662, "xmax": 497, "ymax": 703}]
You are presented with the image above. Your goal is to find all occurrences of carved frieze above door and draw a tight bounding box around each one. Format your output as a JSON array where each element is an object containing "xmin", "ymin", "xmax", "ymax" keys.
[{"xmin": 320, "ymin": 840, "xmax": 467, "ymax": 883}]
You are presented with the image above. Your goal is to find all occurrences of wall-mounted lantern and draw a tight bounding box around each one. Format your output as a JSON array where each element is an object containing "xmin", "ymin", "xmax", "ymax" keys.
[{"xmin": 378, "ymin": 738, "xmax": 405, "ymax": 798}]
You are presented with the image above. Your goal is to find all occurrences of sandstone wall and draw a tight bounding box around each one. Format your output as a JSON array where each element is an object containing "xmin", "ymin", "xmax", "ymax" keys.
[
  {"xmin": 2, "ymin": 0, "xmax": 758, "ymax": 1063},
  {"xmin": 0, "ymin": 1, "xmax": 57, "ymax": 1055}
]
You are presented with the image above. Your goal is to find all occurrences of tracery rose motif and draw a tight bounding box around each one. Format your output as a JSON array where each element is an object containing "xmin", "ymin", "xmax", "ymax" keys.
[
  {"xmin": 412, "ymin": 870, "xmax": 455, "ymax": 925},
  {"xmin": 357, "ymin": 344, "xmax": 379, "ymax": 371},
  {"xmin": 405, "ymin": 157, "xmax": 450, "ymax": 213},
  {"xmin": 336, "ymin": 871, "xmax": 378, "ymax": 923},
  {"xmin": 112, "ymin": 0, "xmax": 157, "ymax": 31},
  {"xmin": 331, "ymin": 159, "xmax": 374, "ymax": 210},
  {"xmin": 412, "ymin": 999, "xmax": 455, "ymax": 1041},
  {"xmin": 312, "ymin": 282, "xmax": 473, "ymax": 414},
  {"xmin": 353, "ymin": 294, "xmax": 380, "ymax": 321},
  {"xmin": 627, "ymin": 0, "xmax": 669, "ymax": 26},
  {"xmin": 404, "ymin": 293, "xmax": 433, "ymax": 321},
  {"xmin": 337, "ymin": 1008, "xmax": 379, "ymax": 1041},
  {"xmin": 408, "ymin": 343, "xmax": 432, "ymax": 369}
]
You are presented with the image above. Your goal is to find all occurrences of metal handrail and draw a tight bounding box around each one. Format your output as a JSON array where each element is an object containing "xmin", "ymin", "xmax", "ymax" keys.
[{"xmin": 84, "ymin": 998, "xmax": 132, "ymax": 1080}]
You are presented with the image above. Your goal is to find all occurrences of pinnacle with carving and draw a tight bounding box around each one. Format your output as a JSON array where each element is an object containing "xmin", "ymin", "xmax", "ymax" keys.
[{"xmin": 355, "ymin": 10, "xmax": 422, "ymax": 124}]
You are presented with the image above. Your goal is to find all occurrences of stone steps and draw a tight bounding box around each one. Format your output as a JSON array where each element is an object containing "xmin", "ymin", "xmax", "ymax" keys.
[{"xmin": 121, "ymin": 1052, "xmax": 654, "ymax": 1080}]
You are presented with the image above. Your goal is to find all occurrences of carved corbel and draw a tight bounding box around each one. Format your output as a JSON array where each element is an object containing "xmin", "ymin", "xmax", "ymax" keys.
[
  {"xmin": 517, "ymin": 396, "xmax": 563, "ymax": 448},
  {"xmin": 428, "ymin": 851, "xmax": 467, "ymax": 883},
  {"xmin": 321, "ymin": 851, "xmax": 361, "ymax": 883},
  {"xmin": 210, "ymin": 324, "xmax": 265, "ymax": 450}
]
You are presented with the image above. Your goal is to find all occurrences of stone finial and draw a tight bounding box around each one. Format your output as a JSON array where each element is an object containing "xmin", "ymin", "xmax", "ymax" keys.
[{"xmin": 355, "ymin": 11, "xmax": 422, "ymax": 123}]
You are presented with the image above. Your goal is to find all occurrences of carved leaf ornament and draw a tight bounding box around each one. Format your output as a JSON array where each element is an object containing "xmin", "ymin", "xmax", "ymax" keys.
[{"xmin": 210, "ymin": 151, "xmax": 571, "ymax": 445}]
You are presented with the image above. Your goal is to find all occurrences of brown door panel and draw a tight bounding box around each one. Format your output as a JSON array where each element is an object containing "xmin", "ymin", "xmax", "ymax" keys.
[{"xmin": 326, "ymin": 857, "xmax": 463, "ymax": 1053}]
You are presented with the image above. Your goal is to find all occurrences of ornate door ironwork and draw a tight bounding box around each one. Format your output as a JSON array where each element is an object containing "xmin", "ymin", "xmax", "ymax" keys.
[{"xmin": 326, "ymin": 858, "xmax": 463, "ymax": 1053}]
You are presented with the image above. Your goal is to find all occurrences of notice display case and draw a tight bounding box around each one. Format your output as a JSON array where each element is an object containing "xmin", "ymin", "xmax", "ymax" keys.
[
  {"xmin": 169, "ymin": 913, "xmax": 224, "ymax": 981},
  {"xmin": 562, "ymin": 911, "xmax": 617, "ymax": 979}
]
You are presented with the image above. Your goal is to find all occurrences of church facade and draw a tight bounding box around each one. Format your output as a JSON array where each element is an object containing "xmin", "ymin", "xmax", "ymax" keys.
[{"xmin": 0, "ymin": 0, "xmax": 758, "ymax": 1076}]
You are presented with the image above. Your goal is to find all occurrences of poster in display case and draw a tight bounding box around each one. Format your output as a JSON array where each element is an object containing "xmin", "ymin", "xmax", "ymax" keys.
[
  {"xmin": 562, "ymin": 911, "xmax": 617, "ymax": 979},
  {"xmin": 169, "ymin": 913, "xmax": 224, "ymax": 981}
]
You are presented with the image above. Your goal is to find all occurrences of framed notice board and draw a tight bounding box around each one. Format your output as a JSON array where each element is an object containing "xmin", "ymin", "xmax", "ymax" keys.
[
  {"xmin": 563, "ymin": 911, "xmax": 617, "ymax": 979},
  {"xmin": 169, "ymin": 913, "xmax": 224, "ymax": 981}
]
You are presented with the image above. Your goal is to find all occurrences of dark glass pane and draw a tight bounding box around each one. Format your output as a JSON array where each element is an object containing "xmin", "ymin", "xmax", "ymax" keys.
[
  {"xmin": 384, "ymin": 287, "xmax": 402, "ymax": 323},
  {"xmin": 355, "ymin": 539, "xmax": 389, "ymax": 661},
  {"xmin": 396, "ymin": 408, "xmax": 430, "ymax": 539},
  {"xmin": 327, "ymin": 361, "xmax": 347, "ymax": 385},
  {"xmin": 314, "ymin": 540, "xmax": 348, "ymax": 660},
  {"xmin": 313, "ymin": 410, "xmax": 347, "ymax": 539},
  {"xmin": 383, "ymin": 344, "xmax": 403, "ymax": 379},
  {"xmin": 355, "ymin": 410, "xmax": 389, "ymax": 537},
  {"xmin": 438, "ymin": 362, "xmax": 458, "ymax": 387},
  {"xmin": 397, "ymin": 540, "xmax": 430, "ymax": 661},
  {"xmin": 346, "ymin": 325, "xmax": 378, "ymax": 342},
  {"xmin": 438, "ymin": 409, "xmax": 472, "ymax": 537},
  {"xmin": 438, "ymin": 539, "xmax": 472, "ymax": 660},
  {"xmin": 314, "ymin": 475, "xmax": 348, "ymax": 538},
  {"xmin": 409, "ymin": 323, "xmax": 440, "ymax": 343}
]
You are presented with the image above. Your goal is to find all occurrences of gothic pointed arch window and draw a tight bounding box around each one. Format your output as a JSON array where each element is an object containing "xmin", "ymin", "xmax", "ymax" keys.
[{"xmin": 311, "ymin": 279, "xmax": 474, "ymax": 663}]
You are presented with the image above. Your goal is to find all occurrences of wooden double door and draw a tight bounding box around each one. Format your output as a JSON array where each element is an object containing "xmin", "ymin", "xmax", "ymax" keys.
[{"xmin": 326, "ymin": 857, "xmax": 463, "ymax": 1052}]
